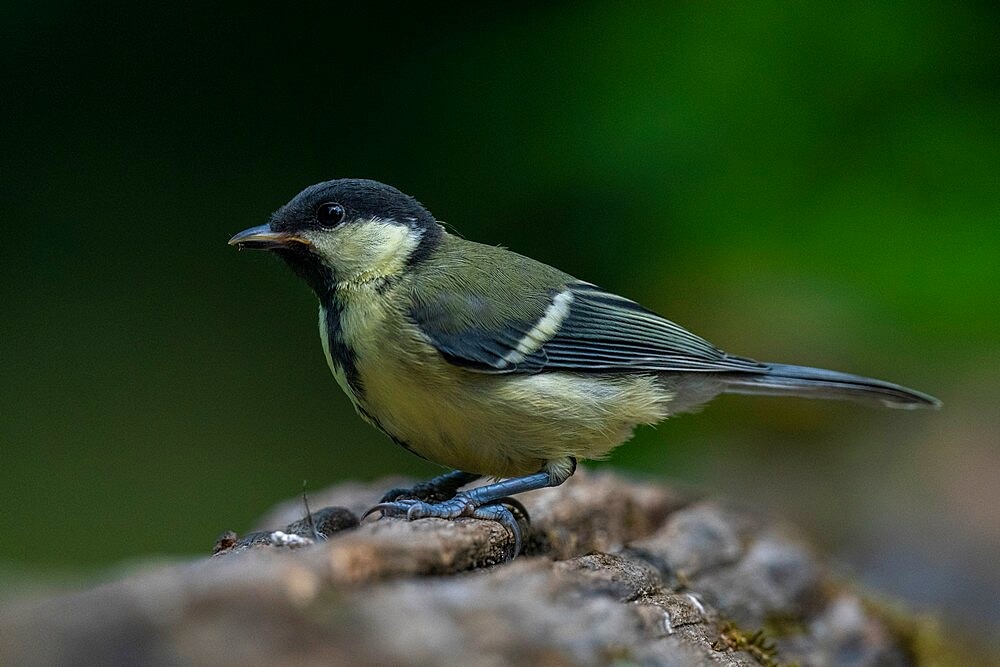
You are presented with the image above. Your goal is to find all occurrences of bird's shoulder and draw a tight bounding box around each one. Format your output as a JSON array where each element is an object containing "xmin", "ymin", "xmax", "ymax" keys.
[{"xmin": 406, "ymin": 234, "xmax": 575, "ymax": 332}]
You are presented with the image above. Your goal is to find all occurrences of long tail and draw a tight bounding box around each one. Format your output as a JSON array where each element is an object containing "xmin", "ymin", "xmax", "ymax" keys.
[{"xmin": 722, "ymin": 362, "xmax": 941, "ymax": 410}]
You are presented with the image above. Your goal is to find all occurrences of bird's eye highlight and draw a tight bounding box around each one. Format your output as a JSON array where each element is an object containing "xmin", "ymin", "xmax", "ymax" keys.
[{"xmin": 316, "ymin": 202, "xmax": 346, "ymax": 228}]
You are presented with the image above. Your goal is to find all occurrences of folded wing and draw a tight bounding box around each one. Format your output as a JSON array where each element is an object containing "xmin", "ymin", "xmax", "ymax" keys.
[{"xmin": 410, "ymin": 280, "xmax": 766, "ymax": 375}]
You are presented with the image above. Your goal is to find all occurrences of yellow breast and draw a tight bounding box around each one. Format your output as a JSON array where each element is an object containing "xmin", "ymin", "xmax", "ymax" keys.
[{"xmin": 321, "ymin": 286, "xmax": 672, "ymax": 477}]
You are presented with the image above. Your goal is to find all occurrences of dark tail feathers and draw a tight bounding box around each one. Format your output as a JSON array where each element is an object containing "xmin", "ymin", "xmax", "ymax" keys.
[{"xmin": 723, "ymin": 363, "xmax": 941, "ymax": 409}]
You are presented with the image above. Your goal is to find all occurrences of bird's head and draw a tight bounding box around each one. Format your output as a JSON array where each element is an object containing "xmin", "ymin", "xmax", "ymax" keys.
[{"xmin": 229, "ymin": 179, "xmax": 442, "ymax": 297}]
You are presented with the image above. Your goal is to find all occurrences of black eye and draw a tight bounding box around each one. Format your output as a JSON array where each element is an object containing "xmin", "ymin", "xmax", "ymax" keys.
[{"xmin": 316, "ymin": 202, "xmax": 346, "ymax": 228}]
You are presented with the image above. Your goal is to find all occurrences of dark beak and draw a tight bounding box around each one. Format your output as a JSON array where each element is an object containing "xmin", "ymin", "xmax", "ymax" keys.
[{"xmin": 228, "ymin": 225, "xmax": 310, "ymax": 249}]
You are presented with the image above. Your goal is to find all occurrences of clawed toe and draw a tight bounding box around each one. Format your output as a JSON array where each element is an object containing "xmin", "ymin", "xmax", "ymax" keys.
[
  {"xmin": 363, "ymin": 469, "xmax": 560, "ymax": 560},
  {"xmin": 362, "ymin": 494, "xmax": 530, "ymax": 560},
  {"xmin": 361, "ymin": 499, "xmax": 416, "ymax": 520},
  {"xmin": 361, "ymin": 502, "xmax": 391, "ymax": 520},
  {"xmin": 362, "ymin": 495, "xmax": 473, "ymax": 521},
  {"xmin": 471, "ymin": 502, "xmax": 525, "ymax": 559}
]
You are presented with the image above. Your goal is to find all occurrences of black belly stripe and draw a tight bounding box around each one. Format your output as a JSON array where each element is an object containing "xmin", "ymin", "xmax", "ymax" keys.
[
  {"xmin": 323, "ymin": 296, "xmax": 364, "ymax": 399},
  {"xmin": 322, "ymin": 291, "xmax": 426, "ymax": 462},
  {"xmin": 322, "ymin": 293, "xmax": 422, "ymax": 462}
]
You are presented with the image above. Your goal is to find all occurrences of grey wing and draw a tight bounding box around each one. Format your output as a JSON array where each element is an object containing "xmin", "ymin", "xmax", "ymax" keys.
[{"xmin": 411, "ymin": 281, "xmax": 767, "ymax": 375}]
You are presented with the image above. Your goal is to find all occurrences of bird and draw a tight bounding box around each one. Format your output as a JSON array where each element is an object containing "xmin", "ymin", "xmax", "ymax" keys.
[{"xmin": 229, "ymin": 178, "xmax": 940, "ymax": 557}]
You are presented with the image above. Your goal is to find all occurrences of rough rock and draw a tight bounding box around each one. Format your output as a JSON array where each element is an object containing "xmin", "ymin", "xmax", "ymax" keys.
[{"xmin": 0, "ymin": 470, "xmax": 943, "ymax": 665}]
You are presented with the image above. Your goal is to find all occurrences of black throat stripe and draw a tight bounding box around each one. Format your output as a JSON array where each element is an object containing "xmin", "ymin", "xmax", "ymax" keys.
[{"xmin": 323, "ymin": 296, "xmax": 364, "ymax": 400}]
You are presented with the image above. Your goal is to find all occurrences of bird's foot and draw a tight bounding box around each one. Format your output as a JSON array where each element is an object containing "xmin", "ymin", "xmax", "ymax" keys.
[
  {"xmin": 364, "ymin": 494, "xmax": 530, "ymax": 560},
  {"xmin": 365, "ymin": 468, "xmax": 564, "ymax": 561}
]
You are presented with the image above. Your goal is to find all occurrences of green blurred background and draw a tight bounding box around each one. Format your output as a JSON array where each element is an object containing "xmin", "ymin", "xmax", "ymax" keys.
[{"xmin": 2, "ymin": 1, "xmax": 997, "ymax": 630}]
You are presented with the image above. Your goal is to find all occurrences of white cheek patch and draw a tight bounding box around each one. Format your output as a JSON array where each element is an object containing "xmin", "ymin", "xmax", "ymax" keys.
[{"xmin": 307, "ymin": 219, "xmax": 422, "ymax": 284}]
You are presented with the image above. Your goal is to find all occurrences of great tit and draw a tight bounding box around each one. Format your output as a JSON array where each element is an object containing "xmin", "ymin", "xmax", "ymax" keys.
[{"xmin": 230, "ymin": 178, "xmax": 940, "ymax": 555}]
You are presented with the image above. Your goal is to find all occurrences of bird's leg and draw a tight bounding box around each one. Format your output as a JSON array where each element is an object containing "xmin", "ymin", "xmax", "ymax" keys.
[
  {"xmin": 364, "ymin": 458, "xmax": 576, "ymax": 559},
  {"xmin": 378, "ymin": 470, "xmax": 481, "ymax": 503}
]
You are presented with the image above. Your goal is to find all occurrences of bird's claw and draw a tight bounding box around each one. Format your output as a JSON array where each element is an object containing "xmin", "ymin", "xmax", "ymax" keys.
[
  {"xmin": 363, "ymin": 494, "xmax": 476, "ymax": 521},
  {"xmin": 363, "ymin": 493, "xmax": 529, "ymax": 560},
  {"xmin": 470, "ymin": 502, "xmax": 523, "ymax": 560}
]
